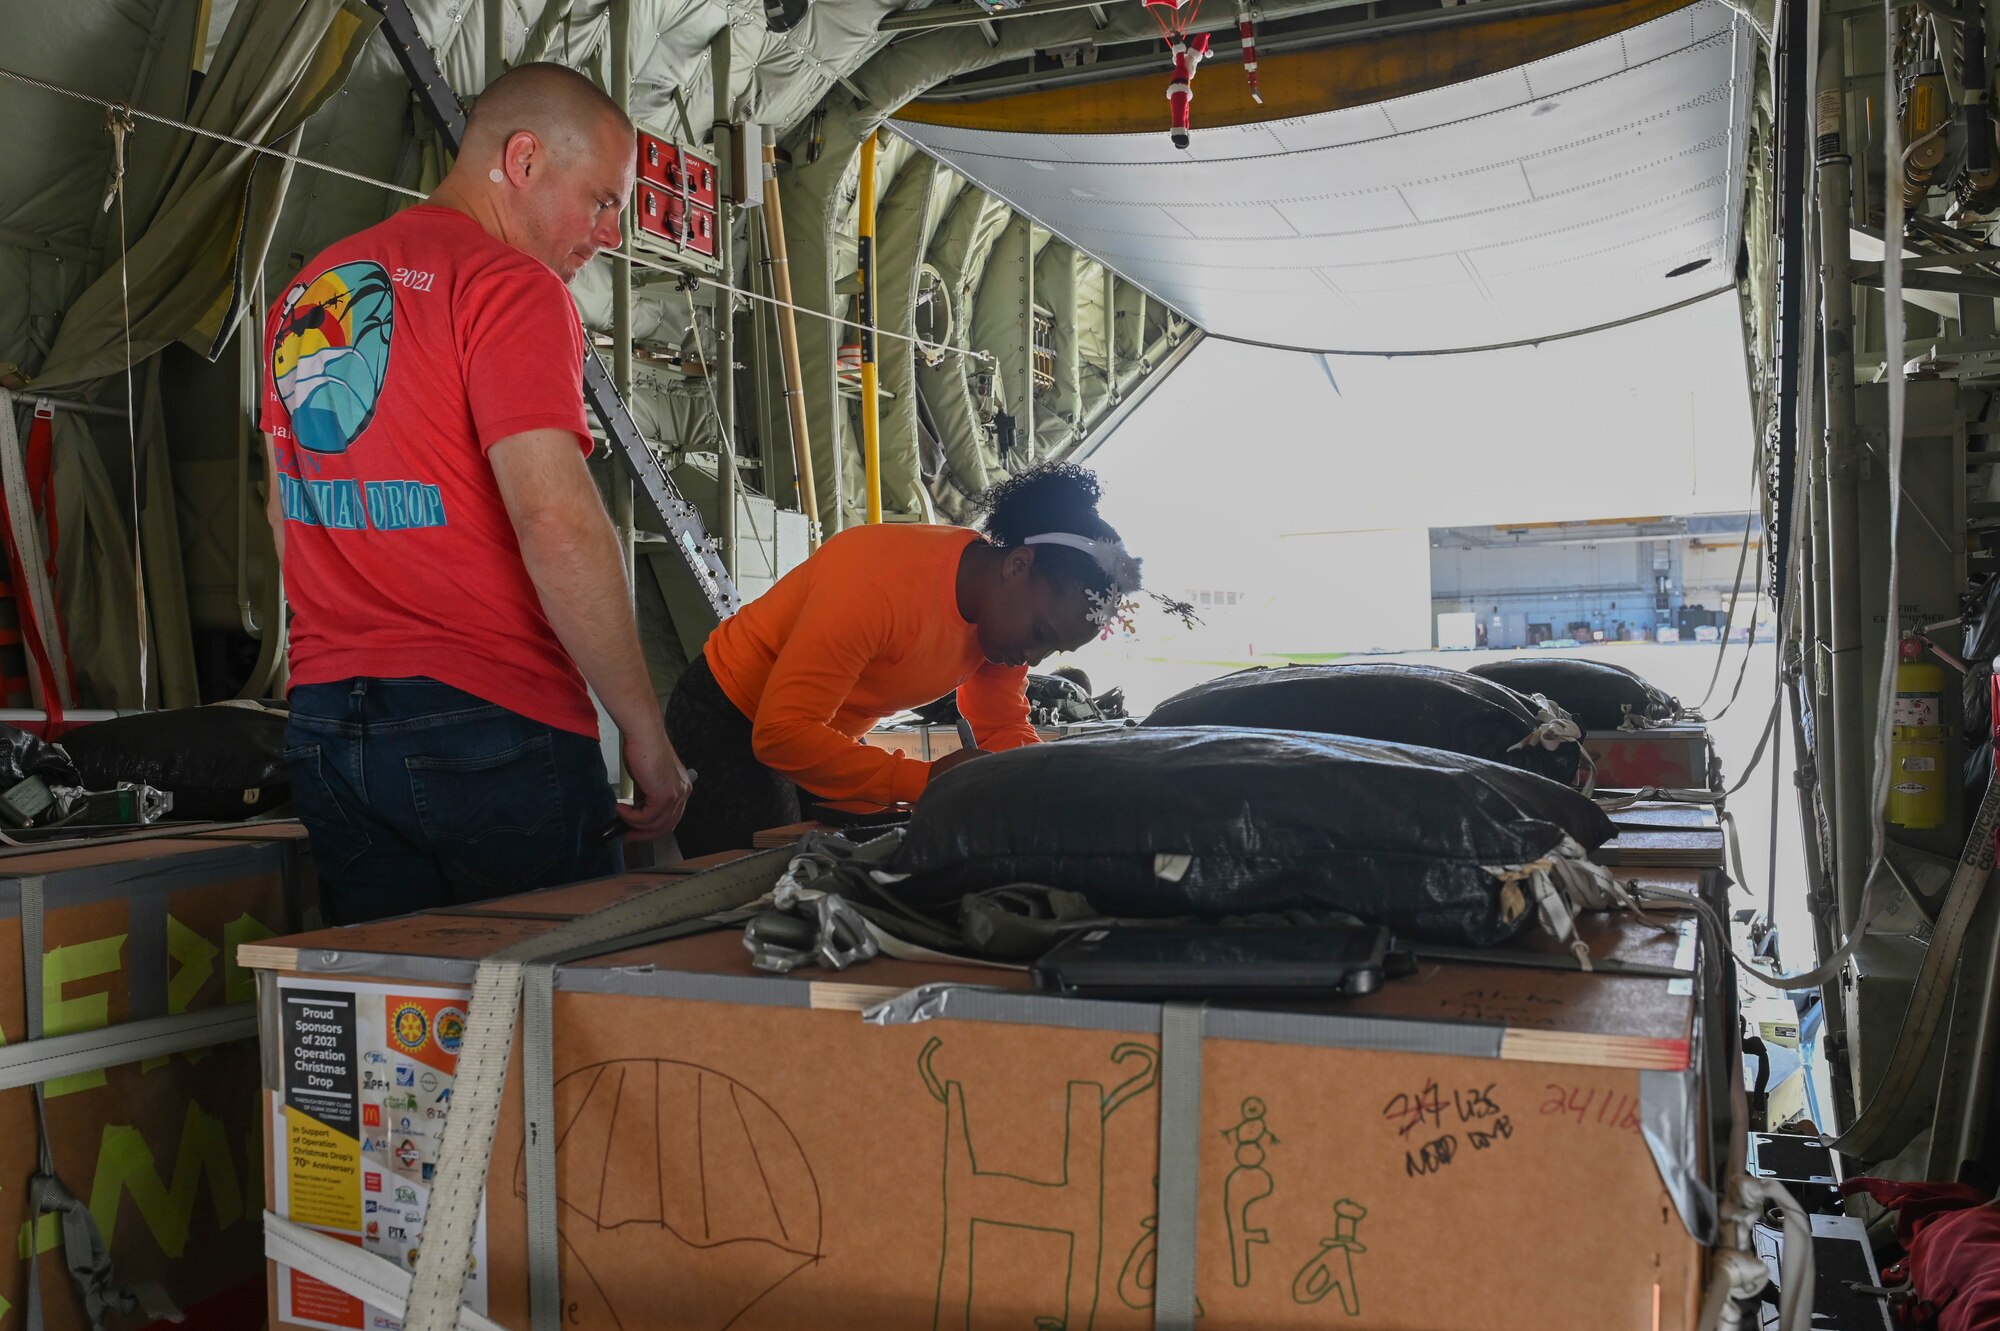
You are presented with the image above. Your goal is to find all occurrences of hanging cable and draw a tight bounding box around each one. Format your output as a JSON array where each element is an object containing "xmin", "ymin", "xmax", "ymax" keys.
[
  {"xmin": 1695, "ymin": 510, "xmax": 1761, "ymax": 711},
  {"xmin": 102, "ymin": 103, "xmax": 148, "ymax": 710},
  {"xmin": 0, "ymin": 62, "xmax": 995, "ymax": 369},
  {"xmin": 1868, "ymin": 0, "xmax": 1910, "ymax": 908}
]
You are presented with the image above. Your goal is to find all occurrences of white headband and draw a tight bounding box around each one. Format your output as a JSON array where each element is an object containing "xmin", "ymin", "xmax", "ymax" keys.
[
  {"xmin": 1022, "ymin": 532, "xmax": 1144, "ymax": 626},
  {"xmin": 1023, "ymin": 532, "xmax": 1123, "ymax": 572}
]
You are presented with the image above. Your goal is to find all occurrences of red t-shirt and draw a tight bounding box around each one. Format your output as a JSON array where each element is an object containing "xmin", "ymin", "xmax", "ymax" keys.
[{"xmin": 258, "ymin": 205, "xmax": 598, "ymax": 736}]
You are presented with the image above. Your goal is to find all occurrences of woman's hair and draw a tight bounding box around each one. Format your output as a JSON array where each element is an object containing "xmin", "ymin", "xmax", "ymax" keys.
[{"xmin": 976, "ymin": 462, "xmax": 1126, "ymax": 598}]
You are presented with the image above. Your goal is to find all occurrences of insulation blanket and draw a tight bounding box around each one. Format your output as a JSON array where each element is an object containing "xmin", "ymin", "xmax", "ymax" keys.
[
  {"xmin": 1468, "ymin": 657, "xmax": 1682, "ymax": 731},
  {"xmin": 1143, "ymin": 662, "xmax": 1582, "ymax": 786},
  {"xmin": 888, "ymin": 727, "xmax": 1615, "ymax": 946}
]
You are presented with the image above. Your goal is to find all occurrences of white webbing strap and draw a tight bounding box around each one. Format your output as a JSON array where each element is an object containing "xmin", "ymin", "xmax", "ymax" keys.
[
  {"xmin": 1507, "ymin": 694, "xmax": 1596, "ymax": 793},
  {"xmin": 400, "ymin": 959, "xmax": 523, "ymax": 1331},
  {"xmin": 398, "ymin": 847, "xmax": 801, "ymax": 1331},
  {"xmin": 0, "ymin": 1003, "xmax": 257, "ymax": 1092},
  {"xmin": 1484, "ymin": 837, "xmax": 1615, "ymax": 969},
  {"xmin": 1153, "ymin": 1004, "xmax": 1204, "ymax": 1331},
  {"xmin": 264, "ymin": 1212, "xmax": 506, "ymax": 1331}
]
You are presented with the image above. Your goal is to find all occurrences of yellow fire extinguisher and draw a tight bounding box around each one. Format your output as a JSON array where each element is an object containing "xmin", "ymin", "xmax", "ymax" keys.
[{"xmin": 1888, "ymin": 636, "xmax": 1946, "ymax": 830}]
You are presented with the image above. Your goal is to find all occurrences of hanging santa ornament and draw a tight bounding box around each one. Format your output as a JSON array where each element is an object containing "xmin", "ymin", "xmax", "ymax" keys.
[
  {"xmin": 1236, "ymin": 0, "xmax": 1262, "ymax": 104},
  {"xmin": 1145, "ymin": 0, "xmax": 1208, "ymax": 149},
  {"xmin": 1165, "ymin": 31, "xmax": 1210, "ymax": 149}
]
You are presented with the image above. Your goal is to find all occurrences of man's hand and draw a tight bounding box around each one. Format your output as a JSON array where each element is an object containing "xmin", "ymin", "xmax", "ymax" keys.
[
  {"xmin": 928, "ymin": 746, "xmax": 991, "ymax": 781},
  {"xmin": 617, "ymin": 725, "xmax": 693, "ymax": 838}
]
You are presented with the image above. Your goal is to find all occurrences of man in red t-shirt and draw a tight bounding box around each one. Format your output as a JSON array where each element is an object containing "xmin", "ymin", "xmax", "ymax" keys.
[{"xmin": 260, "ymin": 62, "xmax": 690, "ymax": 923}]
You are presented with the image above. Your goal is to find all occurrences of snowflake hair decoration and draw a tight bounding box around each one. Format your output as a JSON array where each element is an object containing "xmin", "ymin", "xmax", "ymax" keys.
[
  {"xmin": 1025, "ymin": 532, "xmax": 1142, "ymax": 625},
  {"xmin": 1022, "ymin": 532, "xmax": 1202, "ymax": 635}
]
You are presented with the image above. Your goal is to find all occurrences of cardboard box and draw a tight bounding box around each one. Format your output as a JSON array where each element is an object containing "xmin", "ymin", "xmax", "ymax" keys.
[
  {"xmin": 1, "ymin": 832, "xmax": 313, "ymax": 1330},
  {"xmin": 1584, "ymin": 725, "xmax": 1718, "ymax": 790},
  {"xmin": 248, "ymin": 869, "xmax": 1723, "ymax": 1331}
]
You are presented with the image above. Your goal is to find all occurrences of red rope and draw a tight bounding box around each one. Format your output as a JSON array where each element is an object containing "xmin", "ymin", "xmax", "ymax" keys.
[{"xmin": 0, "ymin": 425, "xmax": 65, "ymax": 739}]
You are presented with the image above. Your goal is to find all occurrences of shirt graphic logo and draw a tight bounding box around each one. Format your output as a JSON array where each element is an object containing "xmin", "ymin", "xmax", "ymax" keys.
[{"xmin": 272, "ymin": 260, "xmax": 394, "ymax": 456}]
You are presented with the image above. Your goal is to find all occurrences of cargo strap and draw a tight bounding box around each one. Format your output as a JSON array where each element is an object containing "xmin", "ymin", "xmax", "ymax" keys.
[
  {"xmin": 400, "ymin": 847, "xmax": 801, "ymax": 1331},
  {"xmin": 0, "ymin": 1003, "xmax": 257, "ymax": 1092},
  {"xmin": 1153, "ymin": 1004, "xmax": 1204, "ymax": 1331},
  {"xmin": 263, "ymin": 1212, "xmax": 505, "ymax": 1331},
  {"xmin": 0, "ymin": 392, "xmax": 74, "ymax": 729},
  {"xmin": 18, "ymin": 877, "xmax": 179, "ymax": 1331},
  {"xmin": 1510, "ymin": 693, "xmax": 1595, "ymax": 792}
]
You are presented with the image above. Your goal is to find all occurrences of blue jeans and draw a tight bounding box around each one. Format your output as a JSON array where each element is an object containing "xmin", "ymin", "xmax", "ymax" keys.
[{"xmin": 284, "ymin": 677, "xmax": 622, "ymax": 925}]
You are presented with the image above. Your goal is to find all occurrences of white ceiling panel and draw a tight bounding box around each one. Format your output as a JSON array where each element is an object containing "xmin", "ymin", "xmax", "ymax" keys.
[{"xmin": 896, "ymin": 1, "xmax": 1752, "ymax": 352}]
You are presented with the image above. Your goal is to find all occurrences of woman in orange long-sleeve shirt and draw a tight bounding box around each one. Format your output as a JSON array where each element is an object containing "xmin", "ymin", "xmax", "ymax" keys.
[{"xmin": 664, "ymin": 463, "xmax": 1147, "ymax": 855}]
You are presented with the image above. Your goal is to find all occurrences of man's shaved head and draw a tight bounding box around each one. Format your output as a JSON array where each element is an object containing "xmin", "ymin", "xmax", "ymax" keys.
[
  {"xmin": 464, "ymin": 62, "xmax": 633, "ymax": 158},
  {"xmin": 438, "ymin": 61, "xmax": 638, "ymax": 281}
]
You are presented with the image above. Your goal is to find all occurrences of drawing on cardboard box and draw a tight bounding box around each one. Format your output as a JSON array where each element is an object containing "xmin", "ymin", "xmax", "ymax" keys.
[
  {"xmin": 511, "ymin": 1059, "xmax": 822, "ymax": 1330},
  {"xmin": 1115, "ymin": 1179, "xmax": 1207, "ymax": 1318},
  {"xmin": 1220, "ymin": 1097, "xmax": 1279, "ymax": 1287},
  {"xmin": 919, "ymin": 1036, "xmax": 1158, "ymax": 1331},
  {"xmin": 1290, "ymin": 1199, "xmax": 1369, "ymax": 1316}
]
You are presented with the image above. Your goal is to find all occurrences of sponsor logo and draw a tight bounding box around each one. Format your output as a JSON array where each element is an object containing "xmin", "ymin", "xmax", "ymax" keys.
[
  {"xmin": 395, "ymin": 1066, "xmax": 415, "ymax": 1087},
  {"xmin": 364, "ymin": 1173, "xmax": 382, "ymax": 1194},
  {"xmin": 365, "ymin": 1222, "xmax": 379, "ymax": 1239},
  {"xmin": 395, "ymin": 1186, "xmax": 419, "ymax": 1204},
  {"xmin": 362, "ymin": 1104, "xmax": 381, "ymax": 1128},
  {"xmin": 421, "ymin": 1164, "xmax": 434, "ymax": 1181},
  {"xmin": 396, "ymin": 1140, "xmax": 421, "ymax": 1169},
  {"xmin": 388, "ymin": 1003, "xmax": 429, "ymax": 1055},
  {"xmin": 435, "ymin": 1088, "xmax": 452, "ymax": 1105},
  {"xmin": 387, "ymin": 1226, "xmax": 407, "ymax": 1242},
  {"xmin": 419, "ymin": 1071, "xmax": 439, "ymax": 1093},
  {"xmin": 435, "ymin": 1006, "xmax": 466, "ymax": 1056},
  {"xmin": 363, "ymin": 1051, "xmax": 389, "ymax": 1065},
  {"xmin": 362, "ymin": 1137, "xmax": 387, "ymax": 1152},
  {"xmin": 400, "ymin": 1117, "xmax": 414, "ymax": 1131},
  {"xmin": 362, "ymin": 1073, "xmax": 387, "ymax": 1091},
  {"xmin": 364, "ymin": 1201, "xmax": 378, "ymax": 1214}
]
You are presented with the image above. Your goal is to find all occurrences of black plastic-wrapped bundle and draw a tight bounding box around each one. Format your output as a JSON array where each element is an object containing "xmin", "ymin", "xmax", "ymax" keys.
[
  {"xmin": 60, "ymin": 705, "xmax": 289, "ymax": 820},
  {"xmin": 1964, "ymin": 575, "xmax": 2000, "ymax": 663},
  {"xmin": 888, "ymin": 727, "xmax": 1615, "ymax": 946},
  {"xmin": 0, "ymin": 723, "xmax": 82, "ymax": 790},
  {"xmin": 1142, "ymin": 662, "xmax": 1582, "ymax": 786},
  {"xmin": 1965, "ymin": 665, "xmax": 1992, "ymax": 745},
  {"xmin": 1466, "ymin": 656, "xmax": 1682, "ymax": 731}
]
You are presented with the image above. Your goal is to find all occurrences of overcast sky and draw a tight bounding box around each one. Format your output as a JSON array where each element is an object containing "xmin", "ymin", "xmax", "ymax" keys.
[{"xmin": 1087, "ymin": 292, "xmax": 1759, "ymax": 591}]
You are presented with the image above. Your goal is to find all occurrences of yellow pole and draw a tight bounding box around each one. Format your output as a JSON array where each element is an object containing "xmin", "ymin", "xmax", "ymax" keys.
[
  {"xmin": 761, "ymin": 143, "xmax": 820, "ymax": 548},
  {"xmin": 858, "ymin": 131, "xmax": 882, "ymax": 524}
]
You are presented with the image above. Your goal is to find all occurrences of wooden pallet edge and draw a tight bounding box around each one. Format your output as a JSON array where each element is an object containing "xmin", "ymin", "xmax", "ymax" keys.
[
  {"xmin": 239, "ymin": 944, "xmax": 302, "ymax": 973},
  {"xmin": 1499, "ymin": 1027, "xmax": 1692, "ymax": 1071}
]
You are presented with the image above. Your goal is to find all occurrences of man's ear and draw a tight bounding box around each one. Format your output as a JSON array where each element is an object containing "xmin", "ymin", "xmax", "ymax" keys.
[{"xmin": 502, "ymin": 130, "xmax": 540, "ymax": 183}]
